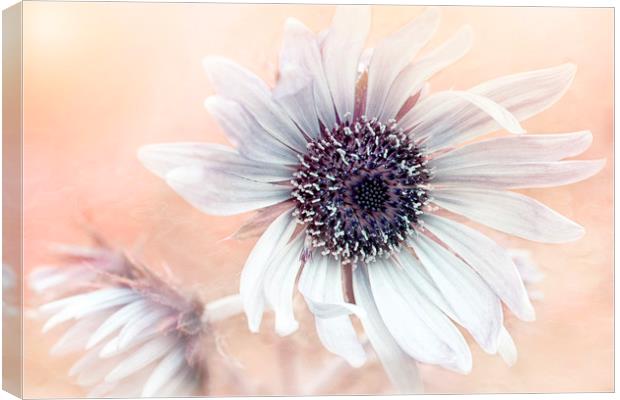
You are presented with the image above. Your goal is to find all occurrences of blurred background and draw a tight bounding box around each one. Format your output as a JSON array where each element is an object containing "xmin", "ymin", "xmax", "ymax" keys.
[{"xmin": 19, "ymin": 3, "xmax": 612, "ymax": 397}]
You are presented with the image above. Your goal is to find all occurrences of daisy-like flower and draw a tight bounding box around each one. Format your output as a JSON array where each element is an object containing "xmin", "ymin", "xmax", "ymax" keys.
[
  {"xmin": 30, "ymin": 239, "xmax": 242, "ymax": 397},
  {"xmin": 138, "ymin": 6, "xmax": 604, "ymax": 392}
]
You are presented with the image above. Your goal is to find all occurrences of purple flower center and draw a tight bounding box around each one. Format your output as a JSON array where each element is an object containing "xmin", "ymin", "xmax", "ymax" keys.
[{"xmin": 291, "ymin": 116, "xmax": 431, "ymax": 264}]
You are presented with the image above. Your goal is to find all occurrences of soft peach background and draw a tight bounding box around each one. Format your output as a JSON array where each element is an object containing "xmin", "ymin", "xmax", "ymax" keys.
[{"xmin": 20, "ymin": 3, "xmax": 613, "ymax": 397}]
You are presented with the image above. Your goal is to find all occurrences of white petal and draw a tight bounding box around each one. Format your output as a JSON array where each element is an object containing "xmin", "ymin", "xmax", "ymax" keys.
[
  {"xmin": 39, "ymin": 287, "xmax": 134, "ymax": 315},
  {"xmin": 165, "ymin": 165, "xmax": 292, "ymax": 216},
  {"xmin": 393, "ymin": 251, "xmax": 455, "ymax": 319},
  {"xmin": 365, "ymin": 7, "xmax": 440, "ymax": 119},
  {"xmin": 471, "ymin": 63, "xmax": 577, "ymax": 126},
  {"xmin": 42, "ymin": 289, "xmax": 139, "ymax": 333},
  {"xmin": 240, "ymin": 209, "xmax": 296, "ymax": 332},
  {"xmin": 87, "ymin": 300, "xmax": 149, "ymax": 349},
  {"xmin": 205, "ymin": 96, "xmax": 299, "ymax": 165},
  {"xmin": 204, "ymin": 294, "xmax": 243, "ymax": 323},
  {"xmin": 51, "ymin": 314, "xmax": 110, "ymax": 356},
  {"xmin": 114, "ymin": 307, "xmax": 170, "ymax": 353},
  {"xmin": 432, "ymin": 159, "xmax": 605, "ymax": 189},
  {"xmin": 322, "ymin": 5, "xmax": 371, "ymax": 120},
  {"xmin": 69, "ymin": 346, "xmax": 105, "ymax": 378},
  {"xmin": 141, "ymin": 345, "xmax": 187, "ymax": 397},
  {"xmin": 298, "ymin": 254, "xmax": 361, "ymax": 318},
  {"xmin": 429, "ymin": 130, "xmax": 593, "ymax": 171},
  {"xmin": 498, "ymin": 326, "xmax": 518, "ymax": 367},
  {"xmin": 274, "ymin": 65, "xmax": 321, "ymax": 139},
  {"xmin": 203, "ymin": 56, "xmax": 307, "ymax": 152},
  {"xmin": 158, "ymin": 368, "xmax": 200, "ymax": 397},
  {"xmin": 298, "ymin": 254, "xmax": 365, "ymax": 367},
  {"xmin": 105, "ymin": 336, "xmax": 176, "ymax": 383},
  {"xmin": 262, "ymin": 232, "xmax": 306, "ymax": 336},
  {"xmin": 367, "ymin": 259, "xmax": 472, "ymax": 372},
  {"xmin": 410, "ymin": 234, "xmax": 503, "ymax": 353},
  {"xmin": 102, "ymin": 366, "xmax": 155, "ymax": 397},
  {"xmin": 29, "ymin": 265, "xmax": 95, "ymax": 294},
  {"xmin": 138, "ymin": 142, "xmax": 292, "ymax": 183},
  {"xmin": 422, "ymin": 214, "xmax": 534, "ymax": 321},
  {"xmin": 405, "ymin": 90, "xmax": 525, "ymax": 151},
  {"xmin": 403, "ymin": 64, "xmax": 576, "ymax": 149},
  {"xmin": 280, "ymin": 18, "xmax": 336, "ymax": 129},
  {"xmin": 432, "ymin": 188, "xmax": 585, "ymax": 243},
  {"xmin": 382, "ymin": 26, "xmax": 473, "ymax": 120},
  {"xmin": 315, "ymin": 316, "xmax": 366, "ymax": 368},
  {"xmin": 73, "ymin": 350, "xmax": 122, "ymax": 387},
  {"xmin": 352, "ymin": 265, "xmax": 424, "ymax": 393}
]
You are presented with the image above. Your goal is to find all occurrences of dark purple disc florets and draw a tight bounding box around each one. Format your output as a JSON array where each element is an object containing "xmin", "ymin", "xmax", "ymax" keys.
[{"xmin": 291, "ymin": 116, "xmax": 431, "ymax": 264}]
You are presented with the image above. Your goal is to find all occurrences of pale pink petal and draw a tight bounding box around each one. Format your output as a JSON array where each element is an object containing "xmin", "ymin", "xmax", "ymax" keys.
[
  {"xmin": 322, "ymin": 5, "xmax": 371, "ymax": 120},
  {"xmin": 203, "ymin": 56, "xmax": 307, "ymax": 151},
  {"xmin": 422, "ymin": 213, "xmax": 535, "ymax": 321},
  {"xmin": 165, "ymin": 165, "xmax": 292, "ymax": 216},
  {"xmin": 365, "ymin": 7, "xmax": 440, "ymax": 119},
  {"xmin": 432, "ymin": 188, "xmax": 585, "ymax": 243},
  {"xmin": 410, "ymin": 233, "xmax": 503, "ymax": 354},
  {"xmin": 429, "ymin": 130, "xmax": 593, "ymax": 171},
  {"xmin": 432, "ymin": 159, "xmax": 605, "ymax": 189}
]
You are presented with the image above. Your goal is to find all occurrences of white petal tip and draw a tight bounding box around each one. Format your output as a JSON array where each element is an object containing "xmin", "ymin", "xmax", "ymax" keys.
[
  {"xmin": 519, "ymin": 306, "xmax": 537, "ymax": 322},
  {"xmin": 165, "ymin": 166, "xmax": 201, "ymax": 186},
  {"xmin": 563, "ymin": 63, "xmax": 578, "ymax": 75},
  {"xmin": 284, "ymin": 17, "xmax": 306, "ymax": 32},
  {"xmin": 347, "ymin": 354, "xmax": 367, "ymax": 368},
  {"xmin": 203, "ymin": 96, "xmax": 216, "ymax": 110},
  {"xmin": 275, "ymin": 321, "xmax": 299, "ymax": 337},
  {"xmin": 42, "ymin": 320, "xmax": 59, "ymax": 334},
  {"xmin": 202, "ymin": 56, "xmax": 233, "ymax": 79},
  {"xmin": 247, "ymin": 317, "xmax": 262, "ymax": 333},
  {"xmin": 451, "ymin": 359, "xmax": 473, "ymax": 375},
  {"xmin": 592, "ymin": 158, "xmax": 607, "ymax": 173},
  {"xmin": 136, "ymin": 144, "xmax": 156, "ymax": 165}
]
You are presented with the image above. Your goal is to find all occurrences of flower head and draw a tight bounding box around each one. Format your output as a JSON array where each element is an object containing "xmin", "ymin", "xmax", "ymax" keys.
[
  {"xmin": 139, "ymin": 5, "xmax": 604, "ymax": 393},
  {"xmin": 30, "ymin": 237, "xmax": 241, "ymax": 397}
]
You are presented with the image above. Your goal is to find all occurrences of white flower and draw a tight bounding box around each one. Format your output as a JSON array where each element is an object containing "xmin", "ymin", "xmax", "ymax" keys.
[
  {"xmin": 30, "ymin": 240, "xmax": 242, "ymax": 397},
  {"xmin": 138, "ymin": 6, "xmax": 604, "ymax": 393}
]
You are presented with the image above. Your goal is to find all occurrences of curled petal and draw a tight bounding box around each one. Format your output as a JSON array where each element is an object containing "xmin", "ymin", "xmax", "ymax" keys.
[
  {"xmin": 298, "ymin": 254, "xmax": 366, "ymax": 367},
  {"xmin": 403, "ymin": 64, "xmax": 577, "ymax": 149}
]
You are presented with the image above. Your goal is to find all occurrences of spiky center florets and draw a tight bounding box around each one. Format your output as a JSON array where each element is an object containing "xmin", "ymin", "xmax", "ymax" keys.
[{"xmin": 291, "ymin": 116, "xmax": 431, "ymax": 264}]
